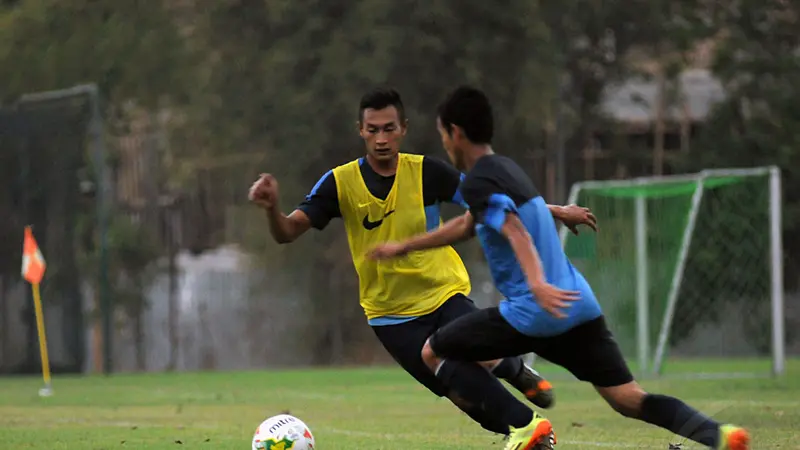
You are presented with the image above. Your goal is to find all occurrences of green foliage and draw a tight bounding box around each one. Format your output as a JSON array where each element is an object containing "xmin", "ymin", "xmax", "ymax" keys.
[
  {"xmin": 3, "ymin": 0, "xmax": 799, "ymax": 367},
  {"xmin": 78, "ymin": 213, "xmax": 161, "ymax": 318},
  {"xmin": 0, "ymin": 0, "xmax": 192, "ymax": 105},
  {"xmin": 167, "ymin": 0, "xmax": 568, "ymax": 326},
  {"xmin": 181, "ymin": 0, "xmax": 556, "ymax": 174},
  {"xmin": 539, "ymin": 0, "xmax": 715, "ymax": 150},
  {"xmin": 106, "ymin": 216, "xmax": 161, "ymax": 307},
  {"xmin": 674, "ymin": 0, "xmax": 800, "ymax": 289}
]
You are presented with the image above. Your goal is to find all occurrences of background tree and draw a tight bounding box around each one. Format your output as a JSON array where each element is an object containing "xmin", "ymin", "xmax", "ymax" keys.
[{"xmin": 0, "ymin": 0, "xmax": 796, "ymax": 369}]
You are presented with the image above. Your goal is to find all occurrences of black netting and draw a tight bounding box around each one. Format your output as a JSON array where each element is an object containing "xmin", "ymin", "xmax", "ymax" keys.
[{"xmin": 0, "ymin": 97, "xmax": 92, "ymax": 374}]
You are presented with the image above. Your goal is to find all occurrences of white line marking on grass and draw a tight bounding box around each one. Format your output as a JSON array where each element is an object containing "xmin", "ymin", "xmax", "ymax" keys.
[
  {"xmin": 280, "ymin": 390, "xmax": 346, "ymax": 401},
  {"xmin": 263, "ymin": 389, "xmax": 345, "ymax": 401},
  {"xmin": 323, "ymin": 427, "xmax": 407, "ymax": 440},
  {"xmin": 560, "ymin": 441, "xmax": 661, "ymax": 448},
  {"xmin": 322, "ymin": 426, "xmax": 668, "ymax": 448},
  {"xmin": 53, "ymin": 419, "xmax": 142, "ymax": 428},
  {"xmin": 721, "ymin": 399, "xmax": 800, "ymax": 407}
]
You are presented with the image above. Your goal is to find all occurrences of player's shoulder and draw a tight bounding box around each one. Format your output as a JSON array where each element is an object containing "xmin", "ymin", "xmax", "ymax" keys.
[
  {"xmin": 460, "ymin": 168, "xmax": 492, "ymax": 197},
  {"xmin": 420, "ymin": 153, "xmax": 452, "ymax": 169},
  {"xmin": 481, "ymin": 153, "xmax": 517, "ymax": 170},
  {"xmin": 477, "ymin": 154, "xmax": 539, "ymax": 201},
  {"xmin": 474, "ymin": 154, "xmax": 528, "ymax": 182},
  {"xmin": 461, "ymin": 154, "xmax": 521, "ymax": 198},
  {"xmin": 420, "ymin": 154, "xmax": 462, "ymax": 179},
  {"xmin": 312, "ymin": 158, "xmax": 364, "ymax": 191},
  {"xmin": 398, "ymin": 152, "xmax": 425, "ymax": 162},
  {"xmin": 399, "ymin": 152, "xmax": 425, "ymax": 164},
  {"xmin": 464, "ymin": 155, "xmax": 501, "ymax": 182},
  {"xmin": 331, "ymin": 157, "xmax": 364, "ymax": 172}
]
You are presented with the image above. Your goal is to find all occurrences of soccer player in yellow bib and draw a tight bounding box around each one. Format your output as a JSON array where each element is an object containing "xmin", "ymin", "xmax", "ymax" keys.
[{"xmin": 249, "ymin": 88, "xmax": 597, "ymax": 437}]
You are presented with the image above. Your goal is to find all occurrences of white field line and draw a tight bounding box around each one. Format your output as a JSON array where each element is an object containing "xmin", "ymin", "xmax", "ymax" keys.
[{"xmin": 321, "ymin": 426, "xmax": 670, "ymax": 448}]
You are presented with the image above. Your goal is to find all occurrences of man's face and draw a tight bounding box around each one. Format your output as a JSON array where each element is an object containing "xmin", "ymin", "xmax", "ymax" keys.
[
  {"xmin": 359, "ymin": 106, "xmax": 406, "ymax": 163},
  {"xmin": 437, "ymin": 117, "xmax": 465, "ymax": 171}
]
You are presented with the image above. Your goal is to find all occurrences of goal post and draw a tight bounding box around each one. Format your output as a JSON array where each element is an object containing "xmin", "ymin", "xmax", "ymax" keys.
[{"xmin": 551, "ymin": 167, "xmax": 784, "ymax": 378}]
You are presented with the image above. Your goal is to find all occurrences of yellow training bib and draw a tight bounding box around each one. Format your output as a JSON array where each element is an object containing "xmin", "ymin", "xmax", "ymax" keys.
[{"xmin": 333, "ymin": 153, "xmax": 471, "ymax": 320}]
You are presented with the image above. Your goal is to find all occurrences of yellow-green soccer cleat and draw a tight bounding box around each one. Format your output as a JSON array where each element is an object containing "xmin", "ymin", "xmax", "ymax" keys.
[
  {"xmin": 718, "ymin": 424, "xmax": 750, "ymax": 450},
  {"xmin": 508, "ymin": 364, "xmax": 555, "ymax": 409},
  {"xmin": 503, "ymin": 412, "xmax": 556, "ymax": 450}
]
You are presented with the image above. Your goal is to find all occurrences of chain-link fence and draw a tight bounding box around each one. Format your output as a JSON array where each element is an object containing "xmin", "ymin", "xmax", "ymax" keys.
[{"xmin": 562, "ymin": 170, "xmax": 798, "ymax": 377}]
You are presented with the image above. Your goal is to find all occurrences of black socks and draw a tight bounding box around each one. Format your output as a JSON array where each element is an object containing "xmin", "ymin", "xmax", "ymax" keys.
[
  {"xmin": 639, "ymin": 394, "xmax": 721, "ymax": 447},
  {"xmin": 460, "ymin": 404, "xmax": 511, "ymax": 435},
  {"xmin": 491, "ymin": 356, "xmax": 524, "ymax": 380},
  {"xmin": 437, "ymin": 359, "xmax": 533, "ymax": 429}
]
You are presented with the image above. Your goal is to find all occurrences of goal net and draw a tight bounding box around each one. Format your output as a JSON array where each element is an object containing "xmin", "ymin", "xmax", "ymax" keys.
[{"xmin": 558, "ymin": 167, "xmax": 784, "ymax": 378}]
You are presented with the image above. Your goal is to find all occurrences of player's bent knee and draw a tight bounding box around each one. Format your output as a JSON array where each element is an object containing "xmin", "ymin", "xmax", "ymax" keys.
[
  {"xmin": 421, "ymin": 338, "xmax": 441, "ymax": 372},
  {"xmin": 478, "ymin": 359, "xmax": 503, "ymax": 370}
]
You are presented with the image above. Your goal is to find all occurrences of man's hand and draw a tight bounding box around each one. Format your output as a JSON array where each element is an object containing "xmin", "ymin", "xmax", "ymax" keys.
[
  {"xmin": 367, "ymin": 242, "xmax": 409, "ymax": 261},
  {"xmin": 249, "ymin": 173, "xmax": 279, "ymax": 209},
  {"xmin": 558, "ymin": 204, "xmax": 598, "ymax": 235},
  {"xmin": 530, "ymin": 281, "xmax": 581, "ymax": 319}
]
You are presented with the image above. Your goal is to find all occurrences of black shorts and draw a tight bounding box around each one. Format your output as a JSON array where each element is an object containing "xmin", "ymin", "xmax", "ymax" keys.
[
  {"xmin": 371, "ymin": 293, "xmax": 479, "ymax": 397},
  {"xmin": 429, "ymin": 307, "xmax": 633, "ymax": 388}
]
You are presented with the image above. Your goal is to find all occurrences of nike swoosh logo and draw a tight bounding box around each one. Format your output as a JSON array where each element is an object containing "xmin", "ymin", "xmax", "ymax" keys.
[{"xmin": 362, "ymin": 209, "xmax": 395, "ymax": 230}]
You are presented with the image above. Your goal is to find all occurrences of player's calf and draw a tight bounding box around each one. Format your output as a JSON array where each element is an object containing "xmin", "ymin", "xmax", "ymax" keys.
[
  {"xmin": 595, "ymin": 380, "xmax": 646, "ymax": 418},
  {"xmin": 447, "ymin": 391, "xmax": 510, "ymax": 436},
  {"xmin": 421, "ymin": 338, "xmax": 536, "ymax": 431},
  {"xmin": 597, "ymin": 381, "xmax": 749, "ymax": 449}
]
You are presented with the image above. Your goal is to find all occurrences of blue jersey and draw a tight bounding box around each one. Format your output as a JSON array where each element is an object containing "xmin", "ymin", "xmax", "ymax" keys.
[{"xmin": 459, "ymin": 154, "xmax": 602, "ymax": 337}]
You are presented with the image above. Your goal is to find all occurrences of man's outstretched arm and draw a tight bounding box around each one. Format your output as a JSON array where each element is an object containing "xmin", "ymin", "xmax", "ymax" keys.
[
  {"xmin": 265, "ymin": 208, "xmax": 312, "ymax": 244},
  {"xmin": 501, "ymin": 212, "xmax": 547, "ymax": 288},
  {"xmin": 368, "ymin": 212, "xmax": 475, "ymax": 260},
  {"xmin": 547, "ymin": 204, "xmax": 566, "ymax": 220},
  {"xmin": 452, "ymin": 188, "xmax": 596, "ymax": 236},
  {"xmin": 250, "ymin": 171, "xmax": 339, "ymax": 244},
  {"xmin": 547, "ymin": 204, "xmax": 598, "ymax": 235},
  {"xmin": 499, "ymin": 212, "xmax": 580, "ymax": 318},
  {"xmin": 403, "ymin": 212, "xmax": 476, "ymax": 252}
]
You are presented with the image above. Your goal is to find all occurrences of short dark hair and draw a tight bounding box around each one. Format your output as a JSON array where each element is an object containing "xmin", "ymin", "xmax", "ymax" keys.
[
  {"xmin": 437, "ymin": 86, "xmax": 493, "ymax": 144},
  {"xmin": 359, "ymin": 87, "xmax": 405, "ymax": 122}
]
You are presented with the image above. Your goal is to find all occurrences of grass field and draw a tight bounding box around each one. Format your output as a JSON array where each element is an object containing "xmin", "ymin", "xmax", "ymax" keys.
[{"xmin": 1, "ymin": 360, "xmax": 799, "ymax": 449}]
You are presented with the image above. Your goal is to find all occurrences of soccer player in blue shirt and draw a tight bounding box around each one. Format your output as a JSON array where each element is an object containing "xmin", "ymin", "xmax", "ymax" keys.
[{"xmin": 369, "ymin": 86, "xmax": 750, "ymax": 450}]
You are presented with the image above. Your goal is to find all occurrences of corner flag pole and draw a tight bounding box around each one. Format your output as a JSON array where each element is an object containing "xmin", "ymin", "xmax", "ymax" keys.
[
  {"xmin": 32, "ymin": 282, "xmax": 52, "ymax": 391},
  {"xmin": 22, "ymin": 226, "xmax": 53, "ymax": 397}
]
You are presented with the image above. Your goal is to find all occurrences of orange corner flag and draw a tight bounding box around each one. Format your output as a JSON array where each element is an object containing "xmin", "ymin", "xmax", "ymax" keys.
[{"xmin": 22, "ymin": 226, "xmax": 46, "ymax": 285}]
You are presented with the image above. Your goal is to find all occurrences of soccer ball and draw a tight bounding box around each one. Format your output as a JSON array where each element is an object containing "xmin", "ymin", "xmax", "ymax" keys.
[{"xmin": 252, "ymin": 414, "xmax": 315, "ymax": 450}]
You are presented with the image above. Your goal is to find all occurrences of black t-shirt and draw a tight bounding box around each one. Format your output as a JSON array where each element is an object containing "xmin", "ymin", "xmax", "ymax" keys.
[
  {"xmin": 298, "ymin": 156, "xmax": 464, "ymax": 229},
  {"xmin": 459, "ymin": 154, "xmax": 541, "ymax": 226}
]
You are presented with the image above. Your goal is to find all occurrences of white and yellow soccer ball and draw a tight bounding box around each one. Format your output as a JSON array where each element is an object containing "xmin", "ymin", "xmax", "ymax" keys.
[{"xmin": 252, "ymin": 414, "xmax": 315, "ymax": 450}]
